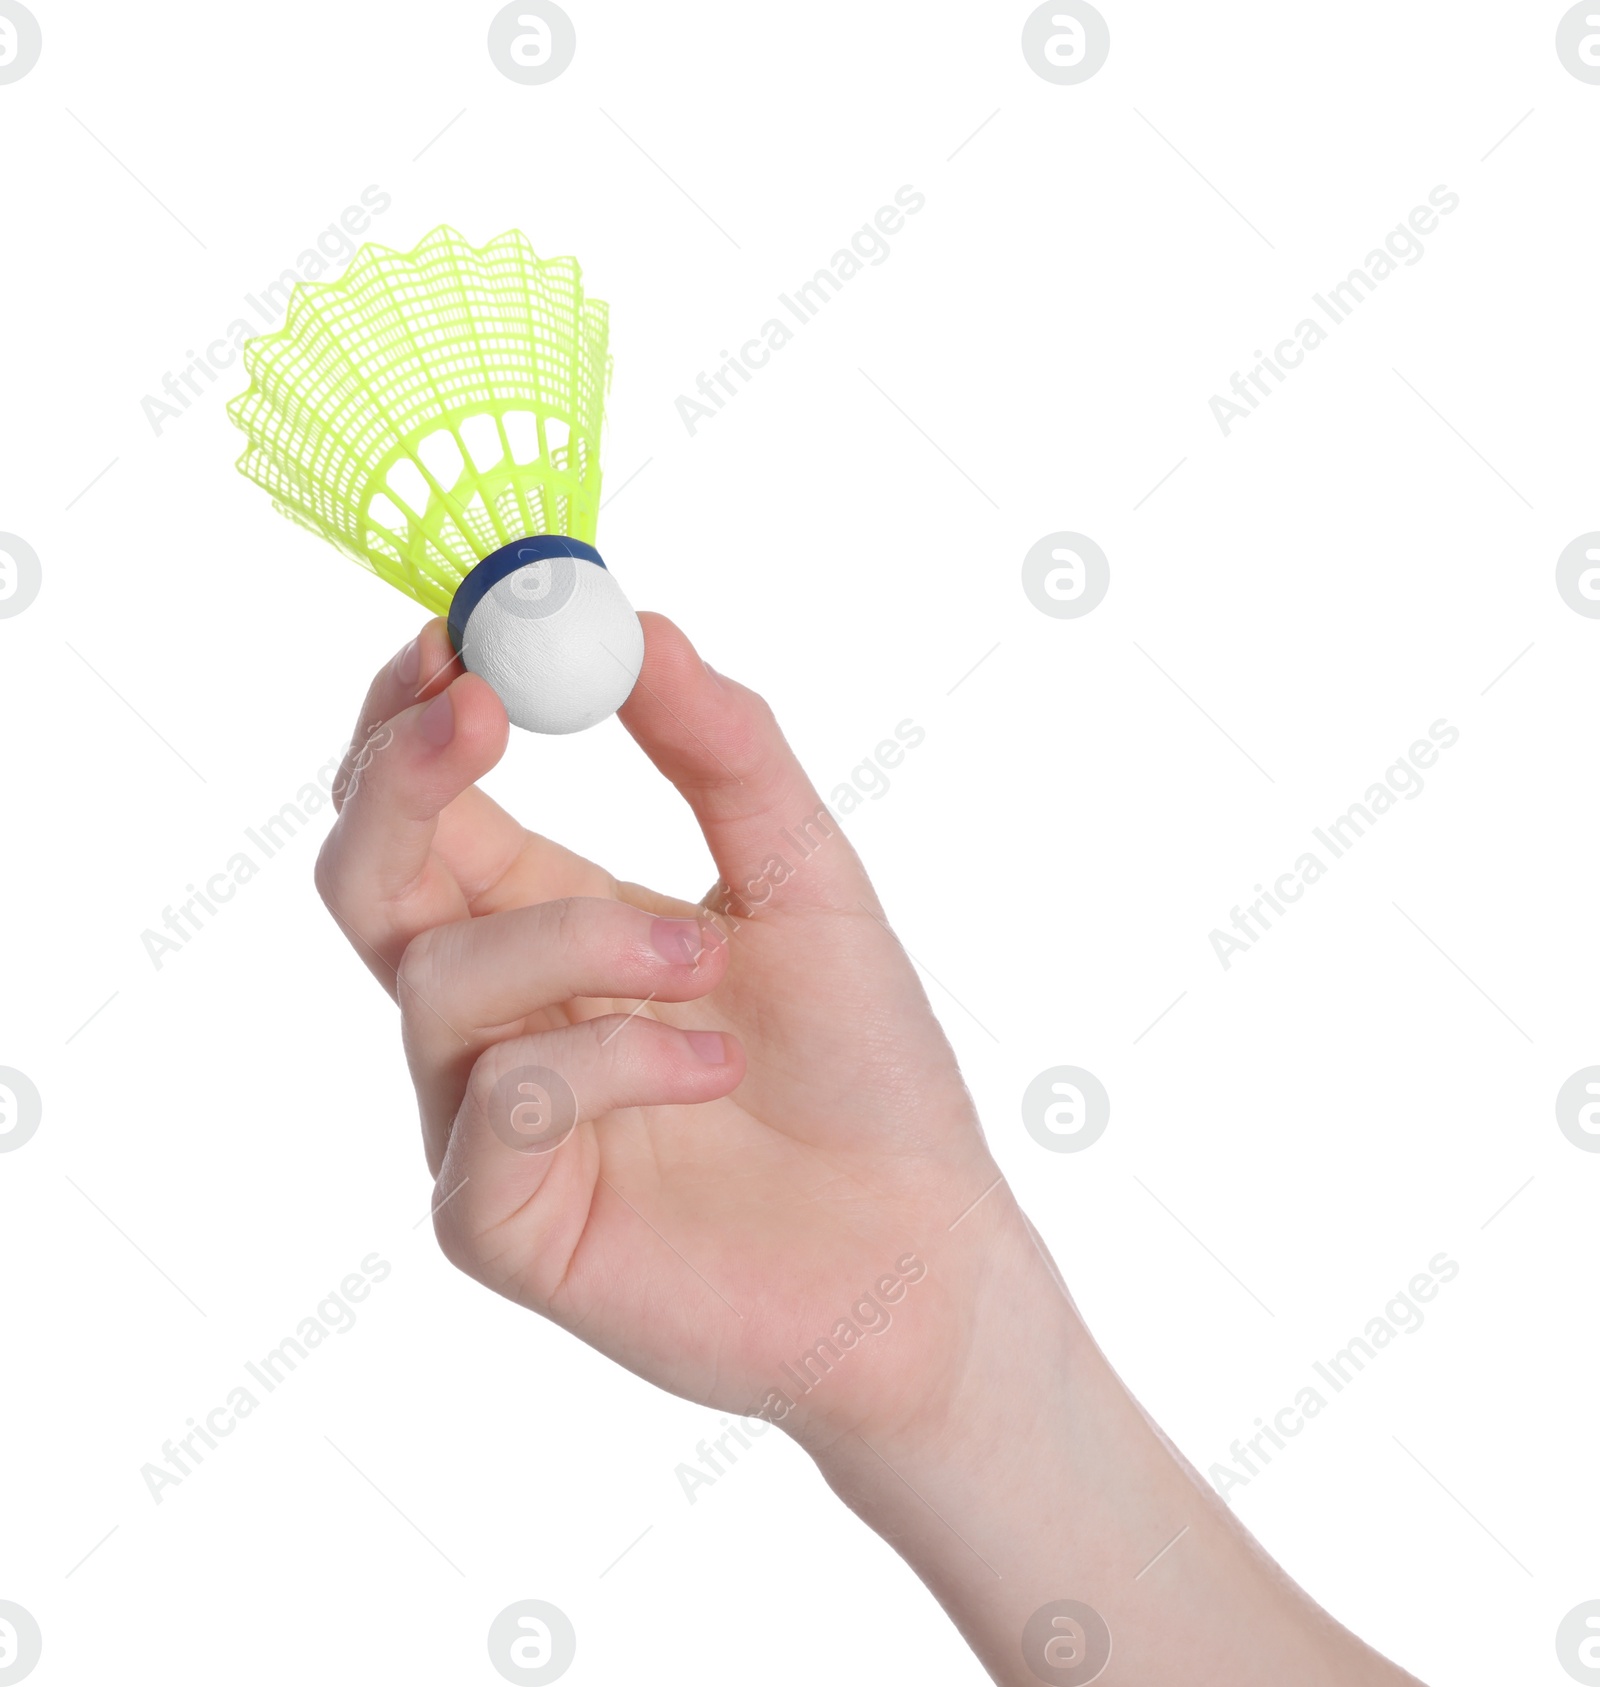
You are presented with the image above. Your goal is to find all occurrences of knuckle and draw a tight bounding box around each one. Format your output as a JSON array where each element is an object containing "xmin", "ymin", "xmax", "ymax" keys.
[
  {"xmin": 430, "ymin": 1187, "xmax": 474, "ymax": 1273},
  {"xmin": 465, "ymin": 1030, "xmax": 589, "ymax": 1141},
  {"xmin": 726, "ymin": 696, "xmax": 781, "ymax": 780},
  {"xmin": 328, "ymin": 748, "xmax": 359, "ymax": 813},
  {"xmin": 546, "ymin": 895, "xmax": 622, "ymax": 975},
  {"xmin": 312, "ymin": 833, "xmax": 341, "ymax": 911},
  {"xmin": 727, "ymin": 676, "xmax": 777, "ymax": 735},
  {"xmin": 746, "ymin": 686, "xmax": 778, "ymax": 728},
  {"xmin": 548, "ymin": 896, "xmax": 583, "ymax": 958},
  {"xmin": 462, "ymin": 1036, "xmax": 530, "ymax": 1114},
  {"xmin": 579, "ymin": 1014, "xmax": 616, "ymax": 1061},
  {"xmin": 395, "ymin": 925, "xmax": 446, "ymax": 1005},
  {"xmin": 579, "ymin": 1007, "xmax": 654, "ymax": 1073}
]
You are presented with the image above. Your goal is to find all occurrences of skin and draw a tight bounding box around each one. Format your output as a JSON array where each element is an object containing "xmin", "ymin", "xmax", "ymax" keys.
[{"xmin": 316, "ymin": 612, "xmax": 1428, "ymax": 1687}]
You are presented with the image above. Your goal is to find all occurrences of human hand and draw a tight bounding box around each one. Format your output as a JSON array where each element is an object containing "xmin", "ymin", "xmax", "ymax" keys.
[
  {"xmin": 316, "ymin": 613, "xmax": 1426, "ymax": 1687},
  {"xmin": 315, "ymin": 611, "xmax": 1005, "ymax": 1453}
]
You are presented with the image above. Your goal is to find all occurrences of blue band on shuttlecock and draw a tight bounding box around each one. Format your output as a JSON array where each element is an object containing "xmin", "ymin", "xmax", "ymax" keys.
[{"xmin": 447, "ymin": 535, "xmax": 607, "ymax": 654}]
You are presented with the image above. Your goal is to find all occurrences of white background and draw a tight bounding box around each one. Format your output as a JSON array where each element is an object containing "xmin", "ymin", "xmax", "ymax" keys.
[{"xmin": 1, "ymin": 3, "xmax": 1597, "ymax": 1682}]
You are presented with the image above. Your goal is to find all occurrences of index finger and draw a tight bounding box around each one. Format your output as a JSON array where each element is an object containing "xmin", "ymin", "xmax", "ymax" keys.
[
  {"xmin": 331, "ymin": 617, "xmax": 458, "ymax": 812},
  {"xmin": 315, "ymin": 650, "xmax": 512, "ymax": 993}
]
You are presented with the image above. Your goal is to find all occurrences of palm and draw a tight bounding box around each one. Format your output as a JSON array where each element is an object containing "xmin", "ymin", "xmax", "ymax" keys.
[{"xmin": 429, "ymin": 792, "xmax": 982, "ymax": 1428}]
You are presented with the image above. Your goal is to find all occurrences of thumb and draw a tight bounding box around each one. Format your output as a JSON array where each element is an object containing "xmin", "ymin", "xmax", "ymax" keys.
[{"xmin": 618, "ymin": 613, "xmax": 874, "ymax": 916}]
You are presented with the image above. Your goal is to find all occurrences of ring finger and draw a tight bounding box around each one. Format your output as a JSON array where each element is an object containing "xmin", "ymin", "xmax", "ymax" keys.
[{"xmin": 397, "ymin": 896, "xmax": 730, "ymax": 1169}]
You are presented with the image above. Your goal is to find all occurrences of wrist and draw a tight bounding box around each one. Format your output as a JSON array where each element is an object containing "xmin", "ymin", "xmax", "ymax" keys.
[
  {"xmin": 800, "ymin": 1197, "xmax": 1102, "ymax": 1684},
  {"xmin": 797, "ymin": 1194, "xmax": 1415, "ymax": 1687},
  {"xmin": 802, "ymin": 1192, "xmax": 1082, "ymax": 1520}
]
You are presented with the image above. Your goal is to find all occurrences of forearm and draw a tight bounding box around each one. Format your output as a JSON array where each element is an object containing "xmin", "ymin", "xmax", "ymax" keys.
[{"xmin": 806, "ymin": 1202, "xmax": 1425, "ymax": 1687}]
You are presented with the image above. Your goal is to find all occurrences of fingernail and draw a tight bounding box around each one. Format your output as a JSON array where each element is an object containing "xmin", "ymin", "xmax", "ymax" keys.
[
  {"xmin": 704, "ymin": 660, "xmax": 726, "ymax": 688},
  {"xmin": 684, "ymin": 1030, "xmax": 725, "ymax": 1064},
  {"xmin": 395, "ymin": 637, "xmax": 421, "ymax": 687},
  {"xmin": 651, "ymin": 917, "xmax": 706, "ymax": 967},
  {"xmin": 418, "ymin": 689, "xmax": 455, "ymax": 748}
]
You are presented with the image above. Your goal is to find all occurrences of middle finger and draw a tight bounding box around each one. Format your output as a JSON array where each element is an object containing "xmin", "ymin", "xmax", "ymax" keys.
[{"xmin": 397, "ymin": 896, "xmax": 729, "ymax": 1166}]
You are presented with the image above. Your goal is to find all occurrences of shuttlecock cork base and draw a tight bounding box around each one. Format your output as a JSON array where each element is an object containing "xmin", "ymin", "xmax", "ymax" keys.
[
  {"xmin": 447, "ymin": 536, "xmax": 642, "ymax": 735},
  {"xmin": 227, "ymin": 225, "xmax": 643, "ymax": 735}
]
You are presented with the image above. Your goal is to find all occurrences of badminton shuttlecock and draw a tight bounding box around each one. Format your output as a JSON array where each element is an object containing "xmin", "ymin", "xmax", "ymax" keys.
[{"xmin": 226, "ymin": 225, "xmax": 642, "ymax": 735}]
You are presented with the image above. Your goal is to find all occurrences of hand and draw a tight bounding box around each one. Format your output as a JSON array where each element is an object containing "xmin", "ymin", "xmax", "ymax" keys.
[
  {"xmin": 315, "ymin": 612, "xmax": 1427, "ymax": 1687},
  {"xmin": 315, "ymin": 611, "xmax": 1001, "ymax": 1451}
]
